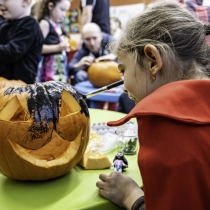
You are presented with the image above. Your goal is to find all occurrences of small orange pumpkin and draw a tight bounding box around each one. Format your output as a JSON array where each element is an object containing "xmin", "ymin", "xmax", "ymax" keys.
[
  {"xmin": 0, "ymin": 81, "xmax": 89, "ymax": 180},
  {"xmin": 88, "ymin": 61, "xmax": 122, "ymax": 88},
  {"xmin": 68, "ymin": 39, "xmax": 77, "ymax": 51}
]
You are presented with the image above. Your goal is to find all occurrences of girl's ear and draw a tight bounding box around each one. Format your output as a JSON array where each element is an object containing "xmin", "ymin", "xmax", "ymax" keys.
[
  {"xmin": 144, "ymin": 44, "xmax": 162, "ymax": 77},
  {"xmin": 48, "ymin": 2, "xmax": 54, "ymax": 10}
]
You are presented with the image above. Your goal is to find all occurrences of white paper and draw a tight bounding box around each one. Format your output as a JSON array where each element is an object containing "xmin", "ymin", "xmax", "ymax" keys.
[{"xmin": 203, "ymin": 0, "xmax": 210, "ymax": 6}]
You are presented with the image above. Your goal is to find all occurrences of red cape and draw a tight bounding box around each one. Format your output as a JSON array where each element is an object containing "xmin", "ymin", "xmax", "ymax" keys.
[{"xmin": 108, "ymin": 80, "xmax": 210, "ymax": 210}]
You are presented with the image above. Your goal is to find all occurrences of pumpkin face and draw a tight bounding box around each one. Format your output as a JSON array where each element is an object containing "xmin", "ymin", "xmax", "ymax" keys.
[
  {"xmin": 88, "ymin": 61, "xmax": 122, "ymax": 88},
  {"xmin": 0, "ymin": 77, "xmax": 26, "ymax": 88},
  {"xmin": 0, "ymin": 81, "xmax": 89, "ymax": 180}
]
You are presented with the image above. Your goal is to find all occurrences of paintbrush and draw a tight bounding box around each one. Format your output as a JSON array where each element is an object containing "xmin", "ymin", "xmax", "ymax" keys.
[{"xmin": 80, "ymin": 80, "xmax": 124, "ymax": 99}]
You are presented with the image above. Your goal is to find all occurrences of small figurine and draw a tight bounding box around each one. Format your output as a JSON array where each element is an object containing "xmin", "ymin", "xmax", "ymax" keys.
[{"xmin": 111, "ymin": 152, "xmax": 128, "ymax": 173}]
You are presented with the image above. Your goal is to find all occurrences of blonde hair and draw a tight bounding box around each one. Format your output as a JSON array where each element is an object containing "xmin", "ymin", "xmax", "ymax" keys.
[{"xmin": 112, "ymin": 1, "xmax": 210, "ymax": 82}]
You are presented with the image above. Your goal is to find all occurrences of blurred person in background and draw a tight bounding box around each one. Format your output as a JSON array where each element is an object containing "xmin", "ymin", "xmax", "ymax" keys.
[
  {"xmin": 180, "ymin": 0, "xmax": 210, "ymax": 44},
  {"xmin": 68, "ymin": 22, "xmax": 116, "ymax": 84},
  {"xmin": 80, "ymin": 0, "xmax": 110, "ymax": 34},
  {"xmin": 110, "ymin": 16, "xmax": 122, "ymax": 39},
  {"xmin": 35, "ymin": 0, "xmax": 71, "ymax": 82},
  {"xmin": 0, "ymin": 0, "xmax": 43, "ymax": 84},
  {"xmin": 144, "ymin": 0, "xmax": 210, "ymax": 44},
  {"xmin": 30, "ymin": 1, "xmax": 40, "ymax": 19},
  {"xmin": 0, "ymin": 8, "xmax": 4, "ymax": 21}
]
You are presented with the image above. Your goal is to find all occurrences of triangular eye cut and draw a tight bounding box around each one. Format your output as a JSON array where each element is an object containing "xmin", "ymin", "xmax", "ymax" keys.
[
  {"xmin": 60, "ymin": 100, "xmax": 71, "ymax": 117},
  {"xmin": 60, "ymin": 90, "xmax": 81, "ymax": 116},
  {"xmin": 10, "ymin": 106, "xmax": 30, "ymax": 121},
  {"xmin": 0, "ymin": 96, "xmax": 29, "ymax": 121}
]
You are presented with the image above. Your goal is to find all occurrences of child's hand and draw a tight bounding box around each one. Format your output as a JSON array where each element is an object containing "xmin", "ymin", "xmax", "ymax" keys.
[
  {"xmin": 95, "ymin": 54, "xmax": 116, "ymax": 62},
  {"xmin": 96, "ymin": 172, "xmax": 144, "ymax": 209},
  {"xmin": 59, "ymin": 37, "xmax": 70, "ymax": 52},
  {"xmin": 78, "ymin": 56, "xmax": 94, "ymax": 67}
]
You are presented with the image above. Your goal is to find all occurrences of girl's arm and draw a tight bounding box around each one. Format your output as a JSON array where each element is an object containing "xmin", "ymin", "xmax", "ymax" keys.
[
  {"xmin": 39, "ymin": 19, "xmax": 50, "ymax": 39},
  {"xmin": 41, "ymin": 44, "xmax": 66, "ymax": 54},
  {"xmin": 39, "ymin": 19, "xmax": 69, "ymax": 54}
]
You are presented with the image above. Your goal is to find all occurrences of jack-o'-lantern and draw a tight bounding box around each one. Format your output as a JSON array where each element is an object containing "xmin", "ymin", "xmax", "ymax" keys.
[
  {"xmin": 88, "ymin": 61, "xmax": 122, "ymax": 88},
  {"xmin": 0, "ymin": 77, "xmax": 26, "ymax": 88},
  {"xmin": 0, "ymin": 81, "xmax": 89, "ymax": 180}
]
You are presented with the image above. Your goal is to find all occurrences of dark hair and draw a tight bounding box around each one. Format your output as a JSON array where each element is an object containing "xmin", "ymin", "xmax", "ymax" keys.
[{"xmin": 35, "ymin": 0, "xmax": 70, "ymax": 21}]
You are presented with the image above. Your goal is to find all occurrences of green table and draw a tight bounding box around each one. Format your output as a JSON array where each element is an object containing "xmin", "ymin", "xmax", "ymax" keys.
[{"xmin": 0, "ymin": 109, "xmax": 142, "ymax": 210}]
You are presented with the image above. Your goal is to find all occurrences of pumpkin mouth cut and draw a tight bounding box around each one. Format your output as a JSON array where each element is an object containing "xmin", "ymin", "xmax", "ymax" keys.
[
  {"xmin": 8, "ymin": 128, "xmax": 83, "ymax": 165},
  {"xmin": 0, "ymin": 90, "xmax": 87, "ymax": 150}
]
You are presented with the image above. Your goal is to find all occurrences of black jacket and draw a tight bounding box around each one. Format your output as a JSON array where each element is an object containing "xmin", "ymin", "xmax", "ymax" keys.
[{"xmin": 0, "ymin": 16, "xmax": 44, "ymax": 84}]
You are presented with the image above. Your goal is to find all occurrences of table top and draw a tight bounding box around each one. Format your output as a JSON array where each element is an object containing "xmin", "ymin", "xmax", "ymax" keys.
[
  {"xmin": 0, "ymin": 109, "xmax": 142, "ymax": 210},
  {"xmin": 74, "ymin": 81, "xmax": 123, "ymax": 102}
]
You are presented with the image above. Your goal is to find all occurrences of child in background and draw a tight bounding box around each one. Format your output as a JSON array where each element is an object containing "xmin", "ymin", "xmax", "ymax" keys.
[
  {"xmin": 110, "ymin": 17, "xmax": 122, "ymax": 39},
  {"xmin": 0, "ymin": 0, "xmax": 44, "ymax": 84},
  {"xmin": 35, "ymin": 0, "xmax": 71, "ymax": 82}
]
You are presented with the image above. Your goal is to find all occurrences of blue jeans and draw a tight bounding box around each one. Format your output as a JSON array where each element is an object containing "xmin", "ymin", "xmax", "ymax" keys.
[{"xmin": 74, "ymin": 70, "xmax": 88, "ymax": 84}]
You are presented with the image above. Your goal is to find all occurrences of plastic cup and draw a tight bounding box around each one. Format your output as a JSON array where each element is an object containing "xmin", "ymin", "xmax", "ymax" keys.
[{"xmin": 115, "ymin": 123, "xmax": 138, "ymax": 155}]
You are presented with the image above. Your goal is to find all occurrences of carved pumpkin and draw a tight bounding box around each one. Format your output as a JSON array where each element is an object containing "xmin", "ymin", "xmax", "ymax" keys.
[
  {"xmin": 0, "ymin": 77, "xmax": 26, "ymax": 88},
  {"xmin": 0, "ymin": 81, "xmax": 89, "ymax": 180},
  {"xmin": 88, "ymin": 61, "xmax": 122, "ymax": 88}
]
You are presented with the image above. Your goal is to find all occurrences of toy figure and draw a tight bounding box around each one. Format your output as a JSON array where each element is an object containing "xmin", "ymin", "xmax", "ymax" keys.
[{"xmin": 112, "ymin": 152, "xmax": 128, "ymax": 173}]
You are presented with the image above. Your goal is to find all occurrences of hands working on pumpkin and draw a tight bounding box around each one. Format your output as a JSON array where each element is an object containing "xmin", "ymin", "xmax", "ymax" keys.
[
  {"xmin": 96, "ymin": 172, "xmax": 144, "ymax": 210},
  {"xmin": 95, "ymin": 54, "xmax": 117, "ymax": 62},
  {"xmin": 73, "ymin": 56, "xmax": 95, "ymax": 69}
]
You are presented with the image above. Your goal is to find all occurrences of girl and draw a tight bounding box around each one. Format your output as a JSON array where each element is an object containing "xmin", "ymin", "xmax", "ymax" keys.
[
  {"xmin": 36, "ymin": 0, "xmax": 71, "ymax": 82},
  {"xmin": 96, "ymin": 1, "xmax": 210, "ymax": 210}
]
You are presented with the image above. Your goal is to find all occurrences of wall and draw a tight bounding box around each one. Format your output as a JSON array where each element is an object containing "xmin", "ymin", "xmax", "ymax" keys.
[
  {"xmin": 70, "ymin": 0, "xmax": 145, "ymax": 9},
  {"xmin": 110, "ymin": 3, "xmax": 144, "ymax": 25}
]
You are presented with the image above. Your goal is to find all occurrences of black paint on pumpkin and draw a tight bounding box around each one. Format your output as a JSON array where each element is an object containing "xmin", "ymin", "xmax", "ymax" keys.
[{"xmin": 3, "ymin": 81, "xmax": 89, "ymax": 144}]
